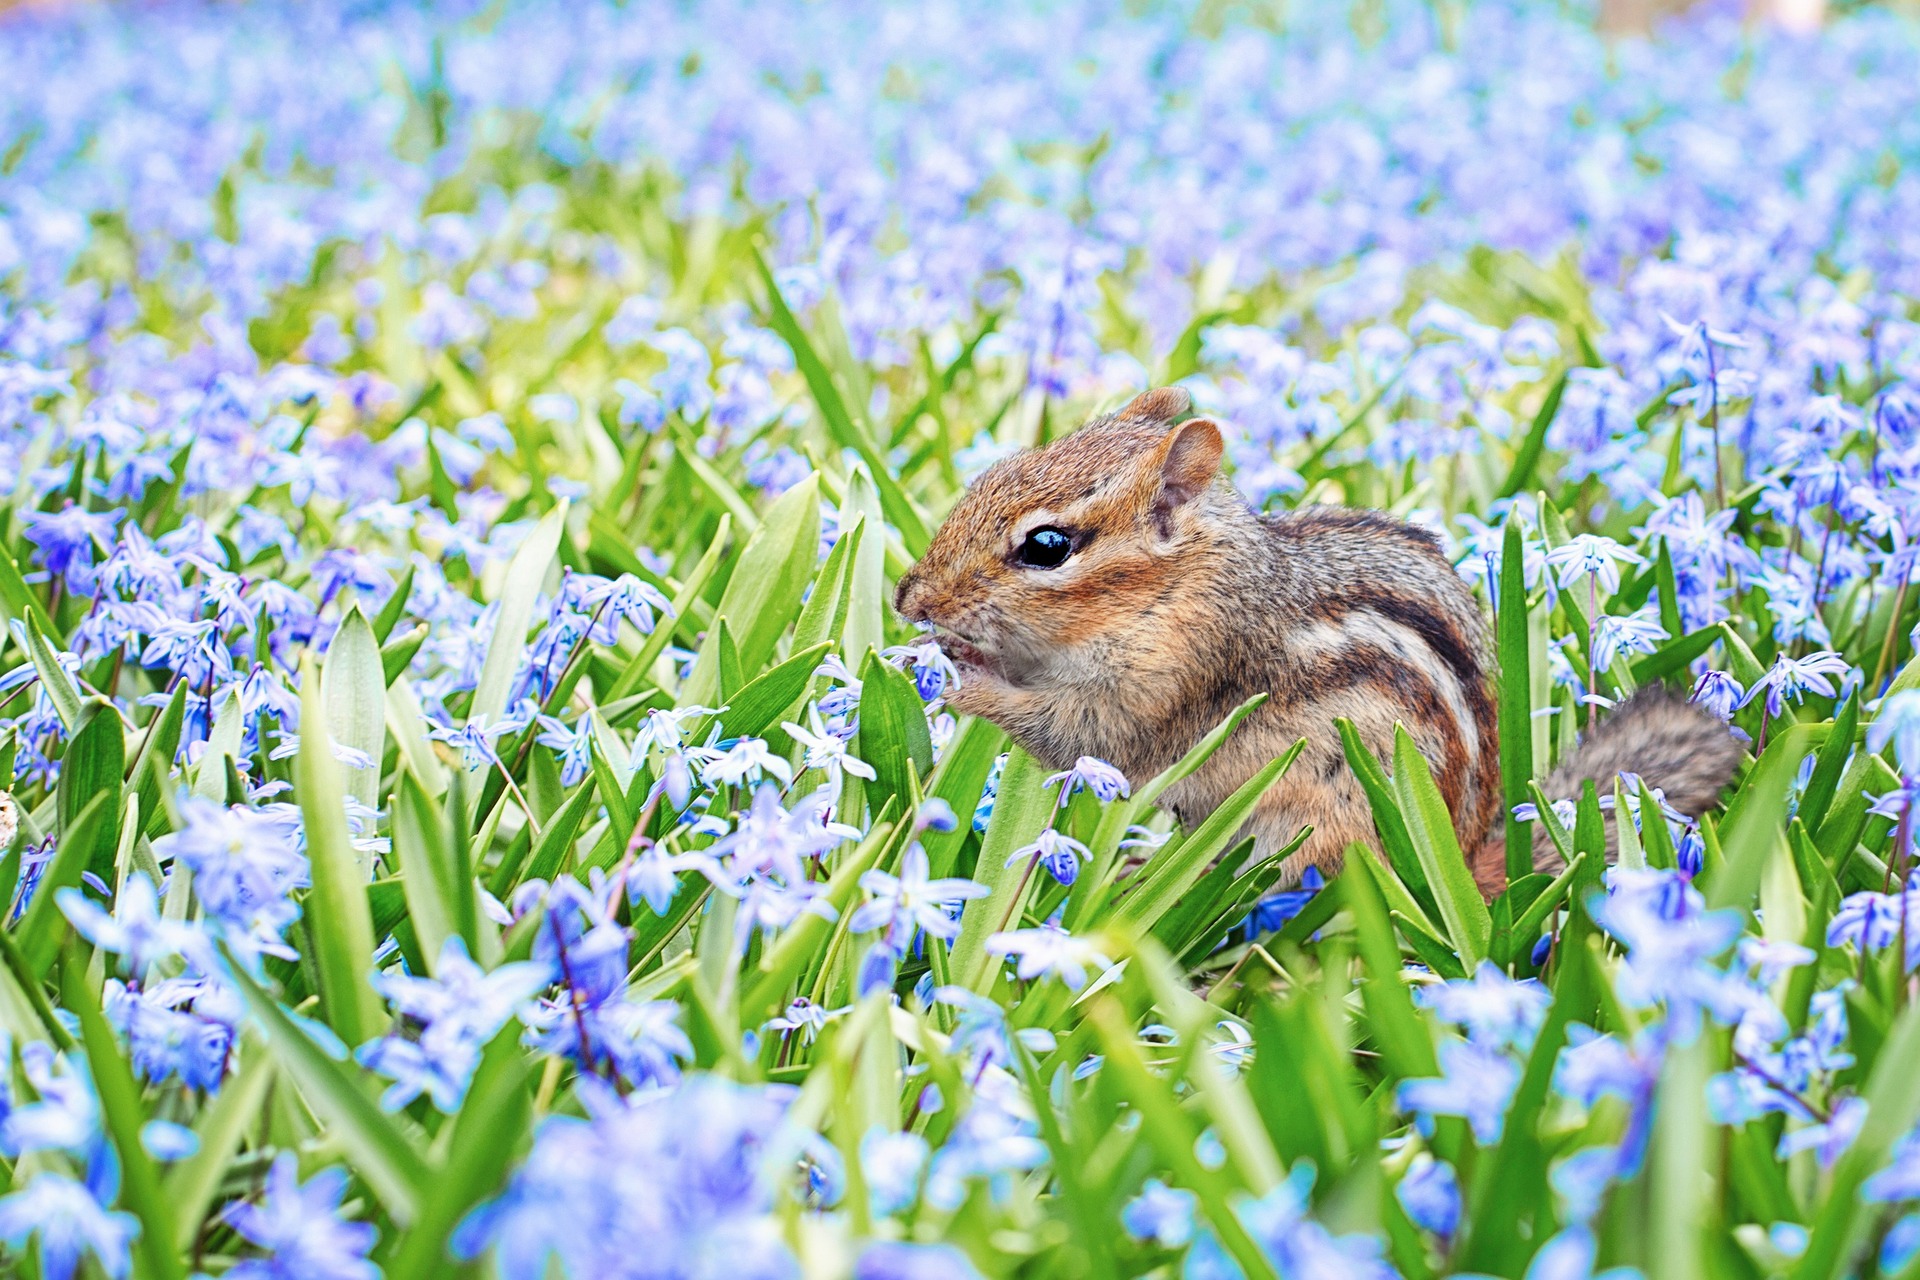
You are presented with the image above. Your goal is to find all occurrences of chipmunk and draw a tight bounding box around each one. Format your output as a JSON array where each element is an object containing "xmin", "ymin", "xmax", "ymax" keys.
[{"xmin": 894, "ymin": 386, "xmax": 1742, "ymax": 896}]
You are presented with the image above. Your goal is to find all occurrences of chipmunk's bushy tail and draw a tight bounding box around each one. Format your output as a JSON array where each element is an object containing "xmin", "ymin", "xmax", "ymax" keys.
[{"xmin": 1471, "ymin": 685, "xmax": 1743, "ymax": 896}]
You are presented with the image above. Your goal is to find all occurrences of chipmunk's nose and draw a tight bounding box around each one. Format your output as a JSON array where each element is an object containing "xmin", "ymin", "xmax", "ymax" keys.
[{"xmin": 894, "ymin": 567, "xmax": 932, "ymax": 622}]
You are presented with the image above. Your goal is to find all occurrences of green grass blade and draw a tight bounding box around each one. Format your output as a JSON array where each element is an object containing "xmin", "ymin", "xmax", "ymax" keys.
[
  {"xmin": 1391, "ymin": 725, "xmax": 1492, "ymax": 968},
  {"xmin": 297, "ymin": 654, "xmax": 385, "ymax": 1044},
  {"xmin": 1496, "ymin": 518, "xmax": 1535, "ymax": 882},
  {"xmin": 471, "ymin": 499, "xmax": 569, "ymax": 735},
  {"xmin": 64, "ymin": 955, "xmax": 186, "ymax": 1280},
  {"xmin": 323, "ymin": 604, "xmax": 388, "ymax": 816}
]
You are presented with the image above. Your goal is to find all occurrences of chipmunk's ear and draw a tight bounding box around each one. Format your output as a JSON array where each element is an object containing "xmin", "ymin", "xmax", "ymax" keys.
[
  {"xmin": 1117, "ymin": 386, "xmax": 1192, "ymax": 425},
  {"xmin": 1149, "ymin": 416, "xmax": 1223, "ymax": 520}
]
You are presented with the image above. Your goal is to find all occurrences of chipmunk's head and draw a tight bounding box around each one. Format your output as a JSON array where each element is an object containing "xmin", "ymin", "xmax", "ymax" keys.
[{"xmin": 894, "ymin": 387, "xmax": 1231, "ymax": 714}]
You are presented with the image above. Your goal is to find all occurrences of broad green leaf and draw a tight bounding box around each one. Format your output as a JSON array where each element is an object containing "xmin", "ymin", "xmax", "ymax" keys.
[
  {"xmin": 854, "ymin": 648, "xmax": 934, "ymax": 816},
  {"xmin": 296, "ymin": 654, "xmax": 385, "ymax": 1043},
  {"xmin": 682, "ymin": 474, "xmax": 819, "ymax": 703},
  {"xmin": 1799, "ymin": 686, "xmax": 1857, "ymax": 835},
  {"xmin": 385, "ymin": 676, "xmax": 447, "ymax": 798},
  {"xmin": 920, "ymin": 715, "xmax": 1006, "ymax": 879},
  {"xmin": 58, "ymin": 696, "xmax": 125, "ymax": 888},
  {"xmin": 498, "ymin": 773, "xmax": 600, "ymax": 894},
  {"xmin": 1709, "ymin": 722, "xmax": 1824, "ymax": 913},
  {"xmin": 323, "ymin": 604, "xmax": 388, "ymax": 814},
  {"xmin": 471, "ymin": 499, "xmax": 569, "ymax": 736},
  {"xmin": 22, "ymin": 609, "xmax": 82, "ymax": 735},
  {"xmin": 1336, "ymin": 717, "xmax": 1433, "ymax": 911},
  {"xmin": 1391, "ymin": 725, "xmax": 1492, "ymax": 968},
  {"xmin": 791, "ymin": 512, "xmax": 863, "ymax": 656},
  {"xmin": 839, "ymin": 465, "xmax": 888, "ymax": 671},
  {"xmin": 393, "ymin": 767, "xmax": 459, "ymax": 973}
]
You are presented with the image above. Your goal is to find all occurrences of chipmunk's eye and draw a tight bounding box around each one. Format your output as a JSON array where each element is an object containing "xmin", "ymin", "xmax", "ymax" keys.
[{"xmin": 1016, "ymin": 526, "xmax": 1073, "ymax": 569}]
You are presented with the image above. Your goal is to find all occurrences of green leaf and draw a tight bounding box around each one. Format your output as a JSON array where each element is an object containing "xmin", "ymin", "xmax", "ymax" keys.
[
  {"xmin": 1791, "ymin": 1002, "xmax": 1920, "ymax": 1280},
  {"xmin": 1495, "ymin": 370, "xmax": 1567, "ymax": 499},
  {"xmin": 1071, "ymin": 694, "xmax": 1267, "ymax": 928},
  {"xmin": 0, "ymin": 542, "xmax": 57, "ymax": 638},
  {"xmin": 919, "ymin": 715, "xmax": 1006, "ymax": 879},
  {"xmin": 19, "ymin": 791, "xmax": 111, "ymax": 978},
  {"xmin": 296, "ymin": 654, "xmax": 385, "ymax": 1044},
  {"xmin": 323, "ymin": 604, "xmax": 388, "ymax": 814},
  {"xmin": 698, "ymin": 641, "xmax": 832, "ymax": 746},
  {"xmin": 64, "ymin": 956, "xmax": 185, "ymax": 1280},
  {"xmin": 951, "ymin": 748, "xmax": 1055, "ymax": 991},
  {"xmin": 1708, "ymin": 722, "xmax": 1824, "ymax": 913},
  {"xmin": 224, "ymin": 956, "xmax": 429, "ymax": 1224},
  {"xmin": 130, "ymin": 680, "xmax": 187, "ymax": 834},
  {"xmin": 380, "ymin": 622, "xmax": 429, "ymax": 685},
  {"xmin": 498, "ymin": 773, "xmax": 600, "ymax": 894},
  {"xmin": 1391, "ymin": 725, "xmax": 1492, "ymax": 968},
  {"xmin": 1629, "ymin": 626, "xmax": 1720, "ymax": 686},
  {"xmin": 757, "ymin": 251, "xmax": 932, "ymax": 553},
  {"xmin": 1335, "ymin": 719, "xmax": 1433, "ymax": 911},
  {"xmin": 471, "ymin": 499, "xmax": 569, "ymax": 735},
  {"xmin": 1494, "ymin": 851, "xmax": 1587, "ymax": 967},
  {"xmin": 1798, "ymin": 686, "xmax": 1857, "ymax": 834},
  {"xmin": 1654, "ymin": 538, "xmax": 1683, "ymax": 638},
  {"xmin": 791, "ymin": 509, "xmax": 862, "ymax": 657},
  {"xmin": 372, "ymin": 563, "xmax": 416, "ymax": 643},
  {"xmin": 854, "ymin": 649, "xmax": 934, "ymax": 815},
  {"xmin": 1342, "ymin": 853, "xmax": 1438, "ymax": 1079},
  {"xmin": 1110, "ymin": 741, "xmax": 1305, "ymax": 934},
  {"xmin": 682, "ymin": 474, "xmax": 820, "ymax": 703},
  {"xmin": 393, "ymin": 767, "xmax": 461, "ymax": 973},
  {"xmin": 163, "ymin": 1038, "xmax": 276, "ymax": 1253},
  {"xmin": 22, "ymin": 608, "xmax": 82, "ymax": 732},
  {"xmin": 1496, "ymin": 518, "xmax": 1535, "ymax": 883},
  {"xmin": 58, "ymin": 696, "xmax": 125, "ymax": 888},
  {"xmin": 384, "ymin": 1025, "xmax": 536, "ymax": 1280},
  {"xmin": 838, "ymin": 466, "xmax": 890, "ymax": 673}
]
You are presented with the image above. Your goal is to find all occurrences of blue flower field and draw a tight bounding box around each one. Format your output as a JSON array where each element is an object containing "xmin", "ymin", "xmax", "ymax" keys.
[{"xmin": 2, "ymin": 0, "xmax": 1920, "ymax": 1277}]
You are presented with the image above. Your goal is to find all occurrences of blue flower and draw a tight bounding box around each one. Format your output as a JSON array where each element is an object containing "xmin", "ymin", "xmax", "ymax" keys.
[
  {"xmin": 1395, "ymin": 1154, "xmax": 1460, "ymax": 1239},
  {"xmin": 855, "ymin": 1241, "xmax": 983, "ymax": 1280},
  {"xmin": 1123, "ymin": 1178, "xmax": 1196, "ymax": 1247},
  {"xmin": 21, "ymin": 503, "xmax": 123, "ymax": 594},
  {"xmin": 222, "ymin": 1153, "xmax": 378, "ymax": 1280},
  {"xmin": 0, "ymin": 1171, "xmax": 138, "ymax": 1280},
  {"xmin": 1397, "ymin": 1039, "xmax": 1520, "ymax": 1144},
  {"xmin": 1416, "ymin": 960, "xmax": 1551, "ymax": 1053}
]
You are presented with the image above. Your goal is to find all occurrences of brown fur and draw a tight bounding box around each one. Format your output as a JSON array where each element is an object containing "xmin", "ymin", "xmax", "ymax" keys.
[{"xmin": 895, "ymin": 387, "xmax": 1742, "ymax": 895}]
